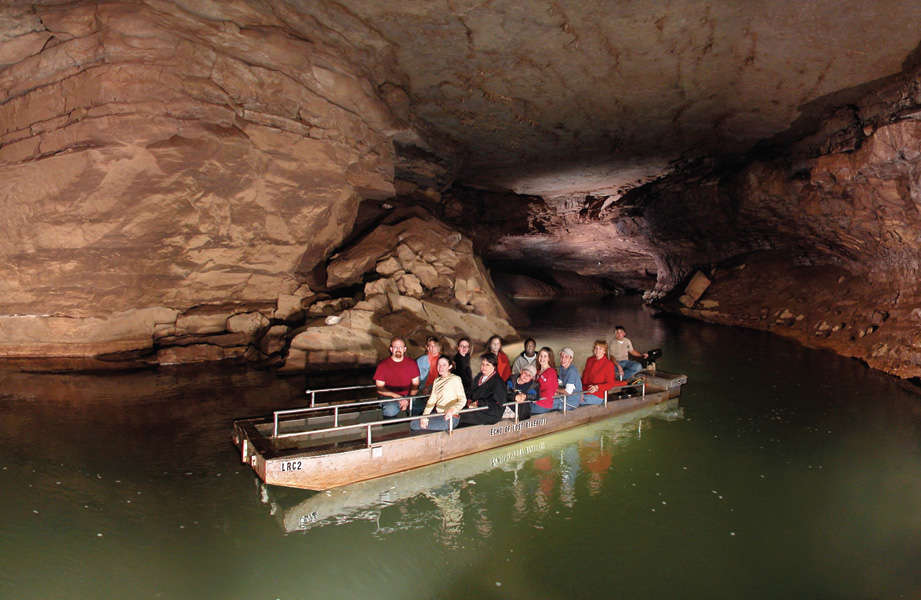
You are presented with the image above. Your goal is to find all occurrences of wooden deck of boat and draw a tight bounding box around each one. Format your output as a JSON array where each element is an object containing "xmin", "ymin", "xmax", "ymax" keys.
[{"xmin": 233, "ymin": 370, "xmax": 687, "ymax": 491}]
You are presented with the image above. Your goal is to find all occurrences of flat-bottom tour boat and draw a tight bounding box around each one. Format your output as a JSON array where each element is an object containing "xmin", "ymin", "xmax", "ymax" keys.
[
  {"xmin": 257, "ymin": 397, "xmax": 684, "ymax": 532},
  {"xmin": 232, "ymin": 370, "xmax": 687, "ymax": 491}
]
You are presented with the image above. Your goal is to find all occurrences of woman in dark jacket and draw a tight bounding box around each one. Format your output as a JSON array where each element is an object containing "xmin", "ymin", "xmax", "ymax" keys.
[
  {"xmin": 505, "ymin": 364, "xmax": 536, "ymax": 420},
  {"xmin": 460, "ymin": 352, "xmax": 506, "ymax": 426},
  {"xmin": 453, "ymin": 336, "xmax": 474, "ymax": 396}
]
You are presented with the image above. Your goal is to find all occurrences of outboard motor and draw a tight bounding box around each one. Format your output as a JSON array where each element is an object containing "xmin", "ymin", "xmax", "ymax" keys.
[{"xmin": 641, "ymin": 348, "xmax": 662, "ymax": 368}]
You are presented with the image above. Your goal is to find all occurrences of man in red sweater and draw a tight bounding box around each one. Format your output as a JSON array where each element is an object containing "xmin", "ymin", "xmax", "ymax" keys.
[{"xmin": 374, "ymin": 336, "xmax": 421, "ymax": 418}]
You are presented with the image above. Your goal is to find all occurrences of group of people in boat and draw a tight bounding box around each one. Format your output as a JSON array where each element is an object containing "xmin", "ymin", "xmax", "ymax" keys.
[{"xmin": 372, "ymin": 327, "xmax": 650, "ymax": 432}]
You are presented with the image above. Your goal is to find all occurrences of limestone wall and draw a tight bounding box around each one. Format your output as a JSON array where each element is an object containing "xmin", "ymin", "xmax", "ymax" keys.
[{"xmin": 0, "ymin": 1, "xmax": 407, "ymax": 366}]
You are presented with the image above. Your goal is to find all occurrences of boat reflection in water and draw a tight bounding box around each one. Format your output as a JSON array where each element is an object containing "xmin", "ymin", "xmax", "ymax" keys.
[{"xmin": 258, "ymin": 399, "xmax": 683, "ymax": 533}]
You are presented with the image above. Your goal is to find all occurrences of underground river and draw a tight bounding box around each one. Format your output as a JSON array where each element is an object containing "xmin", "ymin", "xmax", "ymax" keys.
[{"xmin": 1, "ymin": 297, "xmax": 920, "ymax": 599}]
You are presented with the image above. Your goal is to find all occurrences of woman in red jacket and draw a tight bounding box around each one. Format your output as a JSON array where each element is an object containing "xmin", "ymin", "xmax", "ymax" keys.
[
  {"xmin": 532, "ymin": 347, "xmax": 558, "ymax": 414},
  {"xmin": 487, "ymin": 335, "xmax": 512, "ymax": 381},
  {"xmin": 581, "ymin": 340, "xmax": 622, "ymax": 405}
]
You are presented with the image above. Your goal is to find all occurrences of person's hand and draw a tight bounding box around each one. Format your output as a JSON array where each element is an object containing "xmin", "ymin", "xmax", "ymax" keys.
[
  {"xmin": 643, "ymin": 352, "xmax": 648, "ymax": 359},
  {"xmin": 399, "ymin": 399, "xmax": 409, "ymax": 411},
  {"xmin": 588, "ymin": 385, "xmax": 598, "ymax": 393},
  {"xmin": 515, "ymin": 392, "xmax": 525, "ymax": 402},
  {"xmin": 617, "ymin": 367, "xmax": 624, "ymax": 378},
  {"xmin": 419, "ymin": 417, "xmax": 429, "ymax": 429}
]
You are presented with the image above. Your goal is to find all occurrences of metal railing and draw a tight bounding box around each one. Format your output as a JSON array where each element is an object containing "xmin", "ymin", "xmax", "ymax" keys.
[
  {"xmin": 601, "ymin": 379, "xmax": 646, "ymax": 406},
  {"xmin": 274, "ymin": 404, "xmax": 490, "ymax": 447},
  {"xmin": 274, "ymin": 393, "xmax": 431, "ymax": 438},
  {"xmin": 272, "ymin": 378, "xmax": 647, "ymax": 446},
  {"xmin": 304, "ymin": 384, "xmax": 377, "ymax": 408}
]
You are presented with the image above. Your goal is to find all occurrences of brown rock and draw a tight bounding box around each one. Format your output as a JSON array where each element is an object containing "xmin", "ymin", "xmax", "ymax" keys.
[
  {"xmin": 157, "ymin": 344, "xmax": 245, "ymax": 365},
  {"xmin": 326, "ymin": 224, "xmax": 401, "ymax": 288},
  {"xmin": 176, "ymin": 312, "xmax": 229, "ymax": 336},
  {"xmin": 274, "ymin": 294, "xmax": 305, "ymax": 321},
  {"xmin": 0, "ymin": 1, "xmax": 401, "ymax": 366},
  {"xmin": 396, "ymin": 273, "xmax": 424, "ymax": 298},
  {"xmin": 364, "ymin": 278, "xmax": 398, "ymax": 296},
  {"xmin": 684, "ymin": 272, "xmax": 712, "ymax": 304},
  {"xmin": 259, "ymin": 325, "xmax": 290, "ymax": 356},
  {"xmin": 375, "ymin": 256, "xmax": 402, "ymax": 276},
  {"xmin": 227, "ymin": 312, "xmax": 269, "ymax": 334}
]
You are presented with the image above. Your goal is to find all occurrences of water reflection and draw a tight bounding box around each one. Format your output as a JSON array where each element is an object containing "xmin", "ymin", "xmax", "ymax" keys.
[
  {"xmin": 266, "ymin": 400, "xmax": 682, "ymax": 534},
  {"xmin": 3, "ymin": 297, "xmax": 921, "ymax": 600}
]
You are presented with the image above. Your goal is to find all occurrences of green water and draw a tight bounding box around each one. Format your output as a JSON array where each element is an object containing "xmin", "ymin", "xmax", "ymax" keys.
[{"xmin": 1, "ymin": 298, "xmax": 920, "ymax": 599}]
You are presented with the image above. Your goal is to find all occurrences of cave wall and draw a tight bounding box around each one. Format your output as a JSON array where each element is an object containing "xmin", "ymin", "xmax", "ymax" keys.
[
  {"xmin": 628, "ymin": 63, "xmax": 921, "ymax": 379},
  {"xmin": 0, "ymin": 1, "xmax": 408, "ymax": 363}
]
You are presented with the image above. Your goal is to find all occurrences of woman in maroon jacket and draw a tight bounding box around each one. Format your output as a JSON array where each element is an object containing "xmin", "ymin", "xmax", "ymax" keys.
[
  {"xmin": 532, "ymin": 347, "xmax": 558, "ymax": 414},
  {"xmin": 486, "ymin": 335, "xmax": 512, "ymax": 382},
  {"xmin": 581, "ymin": 340, "xmax": 623, "ymax": 405}
]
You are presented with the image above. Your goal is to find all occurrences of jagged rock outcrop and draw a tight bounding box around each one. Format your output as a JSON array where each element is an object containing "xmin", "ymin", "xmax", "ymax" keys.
[{"xmin": 285, "ymin": 214, "xmax": 516, "ymax": 370}]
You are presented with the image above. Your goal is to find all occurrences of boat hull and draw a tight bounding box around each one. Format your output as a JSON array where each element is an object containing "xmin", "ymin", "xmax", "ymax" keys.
[{"xmin": 234, "ymin": 377, "xmax": 684, "ymax": 491}]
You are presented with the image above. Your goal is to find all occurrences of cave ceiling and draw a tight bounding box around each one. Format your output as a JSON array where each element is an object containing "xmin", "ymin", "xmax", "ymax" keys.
[{"xmin": 338, "ymin": 0, "xmax": 921, "ymax": 198}]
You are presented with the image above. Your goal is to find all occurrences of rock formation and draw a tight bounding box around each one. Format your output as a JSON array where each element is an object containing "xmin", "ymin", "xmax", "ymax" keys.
[
  {"xmin": 613, "ymin": 58, "xmax": 921, "ymax": 379},
  {"xmin": 5, "ymin": 1, "xmax": 921, "ymax": 380},
  {"xmin": 285, "ymin": 213, "xmax": 515, "ymax": 370},
  {"xmin": 0, "ymin": 1, "xmax": 414, "ymax": 368}
]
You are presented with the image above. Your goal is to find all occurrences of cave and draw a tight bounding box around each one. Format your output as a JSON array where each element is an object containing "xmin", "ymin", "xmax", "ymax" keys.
[
  {"xmin": 4, "ymin": 0, "xmax": 921, "ymax": 379},
  {"xmin": 9, "ymin": 3, "xmax": 921, "ymax": 598}
]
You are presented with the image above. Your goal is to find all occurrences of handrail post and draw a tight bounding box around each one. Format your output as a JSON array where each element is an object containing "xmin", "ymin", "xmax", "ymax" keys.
[
  {"xmin": 366, "ymin": 424, "xmax": 372, "ymax": 448},
  {"xmin": 603, "ymin": 389, "xmax": 608, "ymax": 406},
  {"xmin": 334, "ymin": 405, "xmax": 339, "ymax": 428},
  {"xmin": 273, "ymin": 412, "xmax": 279, "ymax": 438},
  {"xmin": 514, "ymin": 401, "xmax": 519, "ymax": 424},
  {"xmin": 562, "ymin": 393, "xmax": 567, "ymax": 414},
  {"xmin": 310, "ymin": 391, "xmax": 316, "ymax": 408},
  {"xmin": 641, "ymin": 381, "xmax": 646, "ymax": 399},
  {"xmin": 448, "ymin": 413, "xmax": 454, "ymax": 435}
]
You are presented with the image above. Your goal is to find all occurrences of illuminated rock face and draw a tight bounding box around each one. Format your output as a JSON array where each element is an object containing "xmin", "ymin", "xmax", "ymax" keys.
[
  {"xmin": 0, "ymin": 1, "xmax": 403, "ymax": 365},
  {"xmin": 624, "ymin": 69, "xmax": 921, "ymax": 379},
  {"xmin": 5, "ymin": 1, "xmax": 921, "ymax": 378}
]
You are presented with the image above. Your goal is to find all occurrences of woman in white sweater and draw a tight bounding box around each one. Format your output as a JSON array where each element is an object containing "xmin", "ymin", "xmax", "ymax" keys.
[{"xmin": 411, "ymin": 355, "xmax": 467, "ymax": 431}]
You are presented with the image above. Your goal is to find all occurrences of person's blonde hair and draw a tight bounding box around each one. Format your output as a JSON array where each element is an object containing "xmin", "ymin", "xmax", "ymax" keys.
[{"xmin": 593, "ymin": 339, "xmax": 608, "ymax": 354}]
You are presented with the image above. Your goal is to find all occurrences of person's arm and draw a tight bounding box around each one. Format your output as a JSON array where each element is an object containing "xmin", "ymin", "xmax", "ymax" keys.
[
  {"xmin": 598, "ymin": 360, "xmax": 616, "ymax": 393},
  {"xmin": 443, "ymin": 377, "xmax": 467, "ymax": 418},
  {"xmin": 498, "ymin": 352, "xmax": 511, "ymax": 380},
  {"xmin": 539, "ymin": 372, "xmax": 555, "ymax": 404},
  {"xmin": 488, "ymin": 377, "xmax": 507, "ymax": 411},
  {"xmin": 582, "ymin": 359, "xmax": 594, "ymax": 393},
  {"xmin": 376, "ymin": 380, "xmax": 401, "ymax": 399},
  {"xmin": 563, "ymin": 368, "xmax": 579, "ymax": 395},
  {"xmin": 422, "ymin": 382, "xmax": 440, "ymax": 416},
  {"xmin": 627, "ymin": 339, "xmax": 647, "ymax": 360},
  {"xmin": 399, "ymin": 376, "xmax": 421, "ymax": 411}
]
